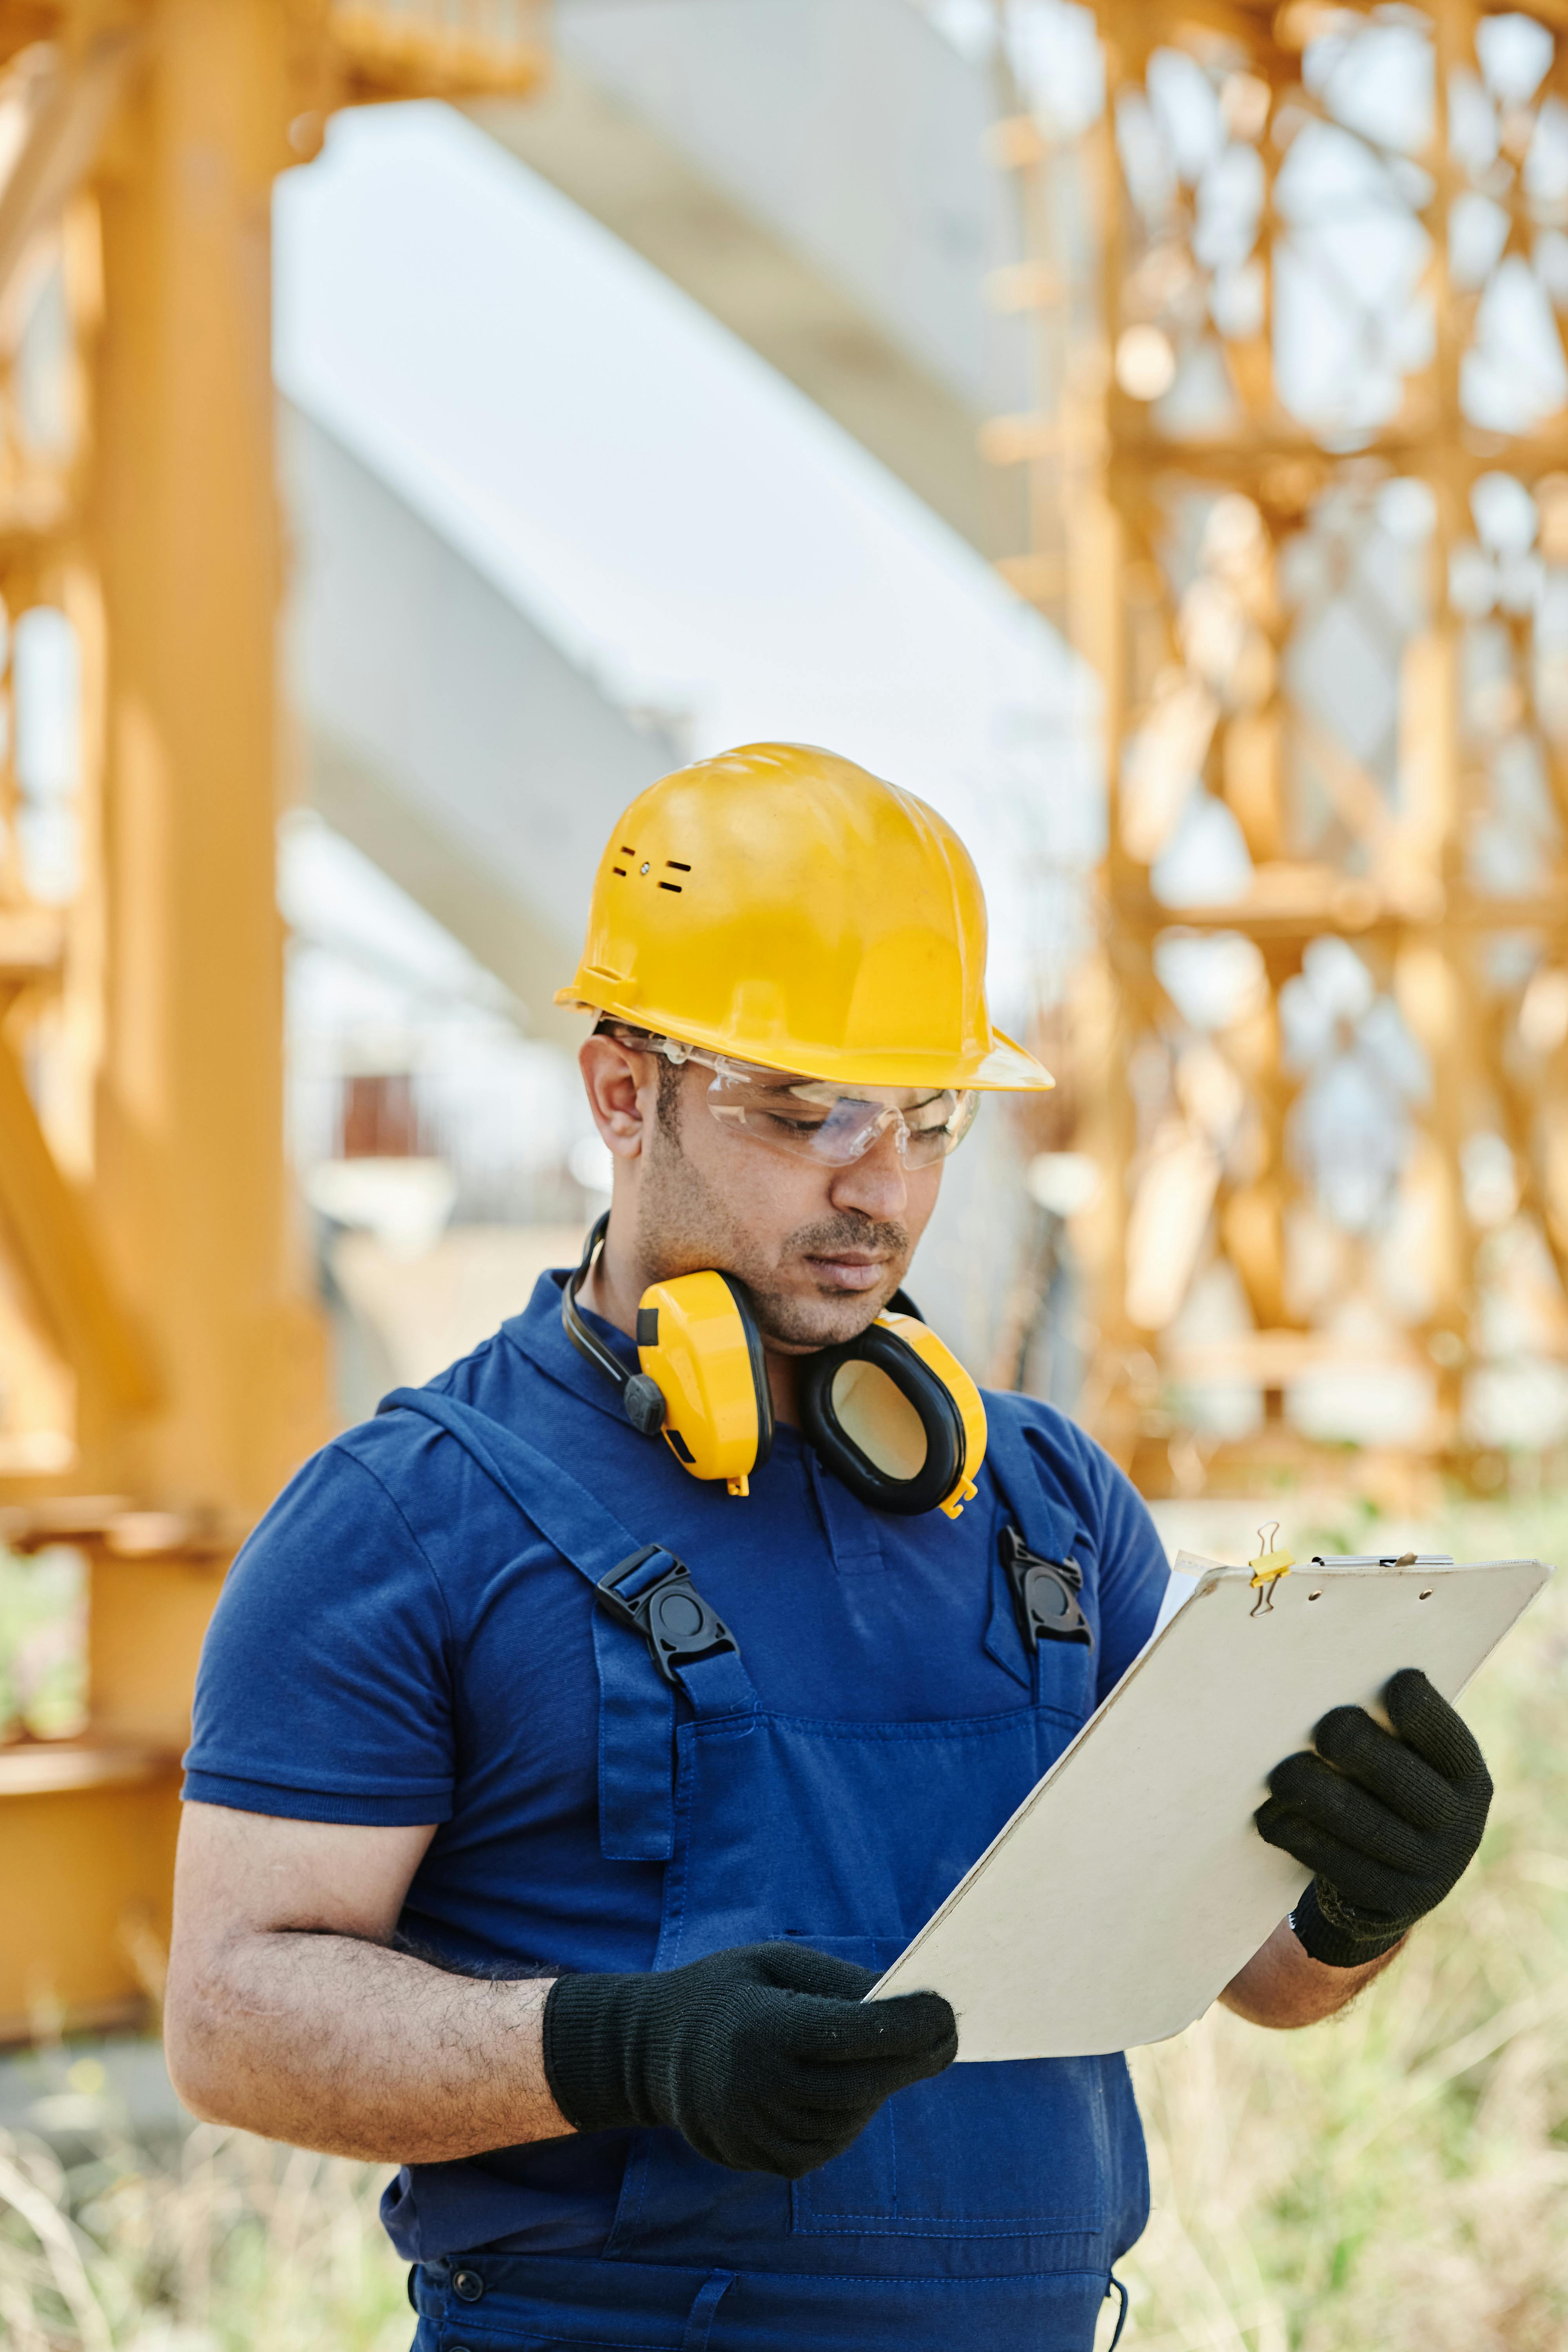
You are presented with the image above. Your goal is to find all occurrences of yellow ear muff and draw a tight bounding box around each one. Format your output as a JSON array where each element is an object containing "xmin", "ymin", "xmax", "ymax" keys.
[
  {"xmin": 797, "ymin": 1310, "xmax": 986, "ymax": 1519},
  {"xmin": 563, "ymin": 1216, "xmax": 980, "ymax": 1513},
  {"xmin": 635, "ymin": 1269, "xmax": 773, "ymax": 1496}
]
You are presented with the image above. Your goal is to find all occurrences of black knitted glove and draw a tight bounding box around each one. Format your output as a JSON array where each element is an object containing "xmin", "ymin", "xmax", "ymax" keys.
[
  {"xmin": 542, "ymin": 1940, "xmax": 957, "ymax": 2177},
  {"xmin": 1256, "ymin": 1668, "xmax": 1493, "ymax": 1967}
]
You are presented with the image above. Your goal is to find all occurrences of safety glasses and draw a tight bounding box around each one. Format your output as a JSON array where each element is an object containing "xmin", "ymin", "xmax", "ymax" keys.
[{"xmin": 600, "ymin": 1025, "xmax": 978, "ymax": 1168}]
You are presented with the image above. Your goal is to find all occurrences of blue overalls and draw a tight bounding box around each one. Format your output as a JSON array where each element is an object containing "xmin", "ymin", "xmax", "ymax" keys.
[{"xmin": 388, "ymin": 1382, "xmax": 1148, "ymax": 2352}]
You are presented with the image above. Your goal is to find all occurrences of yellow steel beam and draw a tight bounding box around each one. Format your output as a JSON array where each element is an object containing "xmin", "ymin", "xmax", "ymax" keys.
[
  {"xmin": 87, "ymin": 0, "xmax": 328, "ymax": 1509},
  {"xmin": 330, "ymin": 0, "xmax": 548, "ymax": 101},
  {"xmin": 0, "ymin": 1751, "xmax": 178, "ymax": 2042},
  {"xmin": 0, "ymin": 907, "xmax": 64, "ymax": 1002},
  {"xmin": 0, "ymin": 1026, "xmax": 156, "ymax": 1410},
  {"xmin": 0, "ymin": 27, "xmax": 138, "ymax": 307}
]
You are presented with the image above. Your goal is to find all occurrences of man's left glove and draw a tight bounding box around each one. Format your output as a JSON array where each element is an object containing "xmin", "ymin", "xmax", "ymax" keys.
[{"xmin": 1255, "ymin": 1667, "xmax": 1493, "ymax": 1967}]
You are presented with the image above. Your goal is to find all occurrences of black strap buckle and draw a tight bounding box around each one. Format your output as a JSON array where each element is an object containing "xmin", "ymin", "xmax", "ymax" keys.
[
  {"xmin": 1001, "ymin": 1526, "xmax": 1093, "ymax": 1651},
  {"xmin": 595, "ymin": 1545, "xmax": 740, "ymax": 1685}
]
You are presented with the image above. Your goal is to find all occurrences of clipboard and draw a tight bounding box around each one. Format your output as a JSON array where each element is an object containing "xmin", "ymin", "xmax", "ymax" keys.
[{"xmin": 869, "ymin": 1550, "xmax": 1551, "ymax": 2060}]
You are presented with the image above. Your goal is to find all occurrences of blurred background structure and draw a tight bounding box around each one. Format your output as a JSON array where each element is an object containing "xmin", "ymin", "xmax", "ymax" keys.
[
  {"xmin": 998, "ymin": 0, "xmax": 1568, "ymax": 1507},
  {"xmin": 0, "ymin": 0, "xmax": 552, "ymax": 2046},
  {"xmin": 0, "ymin": 0, "xmax": 1565, "ymax": 2102}
]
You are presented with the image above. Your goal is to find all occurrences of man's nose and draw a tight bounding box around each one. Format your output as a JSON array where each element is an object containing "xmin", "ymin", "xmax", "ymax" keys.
[{"xmin": 828, "ymin": 1124, "xmax": 908, "ymax": 1221}]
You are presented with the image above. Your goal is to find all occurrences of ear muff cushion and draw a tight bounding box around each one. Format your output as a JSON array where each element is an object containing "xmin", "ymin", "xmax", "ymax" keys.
[
  {"xmin": 799, "ymin": 1326, "xmax": 965, "ymax": 1515},
  {"xmin": 715, "ymin": 1272, "xmax": 775, "ymax": 1472}
]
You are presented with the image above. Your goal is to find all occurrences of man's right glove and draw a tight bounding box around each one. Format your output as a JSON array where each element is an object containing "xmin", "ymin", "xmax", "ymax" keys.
[{"xmin": 542, "ymin": 1939, "xmax": 957, "ymax": 2178}]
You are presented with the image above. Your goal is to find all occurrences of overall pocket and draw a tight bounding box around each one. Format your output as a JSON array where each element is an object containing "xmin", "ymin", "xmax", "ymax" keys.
[{"xmin": 783, "ymin": 1935, "xmax": 1115, "ymax": 2243}]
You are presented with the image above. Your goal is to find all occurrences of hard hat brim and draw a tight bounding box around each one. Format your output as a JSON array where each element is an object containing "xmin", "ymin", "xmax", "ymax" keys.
[{"xmin": 554, "ymin": 983, "xmax": 1054, "ymax": 1093}]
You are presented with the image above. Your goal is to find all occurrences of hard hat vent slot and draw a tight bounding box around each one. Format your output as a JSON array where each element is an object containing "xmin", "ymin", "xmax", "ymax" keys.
[
  {"xmin": 658, "ymin": 881, "xmax": 682, "ymax": 893},
  {"xmin": 620, "ymin": 845, "xmax": 635, "ymax": 855},
  {"xmin": 666, "ymin": 860, "xmax": 691, "ymax": 872},
  {"xmin": 612, "ymin": 866, "xmax": 627, "ymax": 877}
]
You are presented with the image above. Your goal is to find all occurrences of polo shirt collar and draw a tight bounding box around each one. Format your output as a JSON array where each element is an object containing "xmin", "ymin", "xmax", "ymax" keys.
[{"xmin": 500, "ymin": 1266, "xmax": 641, "ymax": 1424}]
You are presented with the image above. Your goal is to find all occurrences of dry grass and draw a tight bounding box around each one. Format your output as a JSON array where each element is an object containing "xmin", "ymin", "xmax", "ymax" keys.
[
  {"xmin": 0, "ymin": 2116, "xmax": 409, "ymax": 2352},
  {"xmin": 1, "ymin": 1502, "xmax": 1565, "ymax": 2348}
]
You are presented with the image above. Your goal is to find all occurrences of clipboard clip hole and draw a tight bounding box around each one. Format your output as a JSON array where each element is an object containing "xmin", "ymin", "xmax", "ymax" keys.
[
  {"xmin": 1307, "ymin": 1589, "xmax": 1322, "ymax": 1601},
  {"xmin": 1419, "ymin": 1588, "xmax": 1434, "ymax": 1600}
]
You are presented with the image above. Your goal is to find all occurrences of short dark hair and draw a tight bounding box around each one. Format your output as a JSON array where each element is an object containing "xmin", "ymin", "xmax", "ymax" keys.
[
  {"xmin": 654, "ymin": 1053, "xmax": 684, "ymax": 1136},
  {"xmin": 595, "ymin": 1019, "xmax": 685, "ymax": 1138}
]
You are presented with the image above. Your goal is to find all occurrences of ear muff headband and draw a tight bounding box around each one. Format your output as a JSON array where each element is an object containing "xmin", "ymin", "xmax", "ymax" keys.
[
  {"xmin": 724, "ymin": 1274, "xmax": 775, "ymax": 1472},
  {"xmin": 799, "ymin": 1319, "xmax": 980, "ymax": 1518},
  {"xmin": 563, "ymin": 1214, "xmax": 666, "ymax": 1432}
]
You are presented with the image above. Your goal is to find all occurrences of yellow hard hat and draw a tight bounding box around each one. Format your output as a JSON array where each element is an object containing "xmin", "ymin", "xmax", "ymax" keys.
[{"xmin": 555, "ymin": 742, "xmax": 1054, "ymax": 1091}]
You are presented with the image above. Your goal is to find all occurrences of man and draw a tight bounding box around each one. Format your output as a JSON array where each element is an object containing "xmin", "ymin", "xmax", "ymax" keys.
[{"xmin": 166, "ymin": 744, "xmax": 1493, "ymax": 2352}]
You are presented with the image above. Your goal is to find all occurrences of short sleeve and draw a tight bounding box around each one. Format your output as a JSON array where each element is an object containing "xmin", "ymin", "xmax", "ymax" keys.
[
  {"xmin": 183, "ymin": 1443, "xmax": 456, "ymax": 1826},
  {"xmin": 1089, "ymin": 1450, "xmax": 1172, "ymax": 1700}
]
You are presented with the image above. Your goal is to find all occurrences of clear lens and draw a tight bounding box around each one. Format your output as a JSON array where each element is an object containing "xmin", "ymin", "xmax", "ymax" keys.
[
  {"xmin": 704, "ymin": 1064, "xmax": 977, "ymax": 1167},
  {"xmin": 594, "ymin": 1025, "xmax": 979, "ymax": 1166}
]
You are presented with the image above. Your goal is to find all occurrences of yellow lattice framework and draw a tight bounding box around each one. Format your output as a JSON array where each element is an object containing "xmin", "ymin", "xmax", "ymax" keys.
[
  {"xmin": 0, "ymin": 0, "xmax": 545, "ymax": 2040},
  {"xmin": 991, "ymin": 0, "xmax": 1568, "ymax": 1502}
]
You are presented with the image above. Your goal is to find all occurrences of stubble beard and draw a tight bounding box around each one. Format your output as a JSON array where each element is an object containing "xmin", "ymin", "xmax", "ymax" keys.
[{"xmin": 635, "ymin": 1127, "xmax": 911, "ymax": 1348}]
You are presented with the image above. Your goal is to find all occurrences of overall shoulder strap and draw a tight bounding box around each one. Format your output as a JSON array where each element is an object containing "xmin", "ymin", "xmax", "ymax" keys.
[
  {"xmin": 980, "ymin": 1393, "xmax": 1096, "ymax": 1692},
  {"xmin": 982, "ymin": 1395, "xmax": 1084, "ymax": 1561},
  {"xmin": 382, "ymin": 1386, "xmax": 640, "ymax": 1577},
  {"xmin": 378, "ymin": 1387, "xmax": 756, "ymax": 1864}
]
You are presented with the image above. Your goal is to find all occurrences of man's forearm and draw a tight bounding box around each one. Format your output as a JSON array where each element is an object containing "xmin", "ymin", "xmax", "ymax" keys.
[
  {"xmin": 165, "ymin": 1930, "xmax": 571, "ymax": 2162},
  {"xmin": 1220, "ymin": 1915, "xmax": 1403, "ymax": 2029}
]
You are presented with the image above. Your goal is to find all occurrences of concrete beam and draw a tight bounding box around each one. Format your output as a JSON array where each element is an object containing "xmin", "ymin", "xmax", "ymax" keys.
[
  {"xmin": 280, "ymin": 400, "xmax": 671, "ymax": 1034},
  {"xmin": 302, "ymin": 727, "xmax": 584, "ymax": 1049},
  {"xmin": 465, "ymin": 58, "xmax": 996, "ymax": 552}
]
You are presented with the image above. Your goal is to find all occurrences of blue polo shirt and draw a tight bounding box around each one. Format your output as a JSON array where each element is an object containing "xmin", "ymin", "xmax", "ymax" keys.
[{"xmin": 183, "ymin": 1268, "xmax": 1171, "ymax": 2259}]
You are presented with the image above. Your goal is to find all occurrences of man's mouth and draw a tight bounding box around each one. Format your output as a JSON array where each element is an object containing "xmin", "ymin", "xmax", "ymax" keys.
[{"xmin": 803, "ymin": 1251, "xmax": 889, "ymax": 1292}]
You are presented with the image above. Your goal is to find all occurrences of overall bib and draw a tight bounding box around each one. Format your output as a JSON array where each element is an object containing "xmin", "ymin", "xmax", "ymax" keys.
[{"xmin": 387, "ymin": 1387, "xmax": 1147, "ymax": 2352}]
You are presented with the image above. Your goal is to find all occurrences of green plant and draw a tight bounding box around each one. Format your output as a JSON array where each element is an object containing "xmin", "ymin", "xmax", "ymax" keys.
[{"xmin": 0, "ymin": 1546, "xmax": 87, "ymax": 1742}]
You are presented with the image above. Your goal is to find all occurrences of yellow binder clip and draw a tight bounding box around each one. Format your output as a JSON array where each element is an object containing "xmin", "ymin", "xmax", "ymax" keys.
[{"xmin": 1248, "ymin": 1523, "xmax": 1294, "ymax": 1617}]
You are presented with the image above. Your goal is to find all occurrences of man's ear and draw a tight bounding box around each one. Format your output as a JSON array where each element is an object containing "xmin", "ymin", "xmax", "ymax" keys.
[{"xmin": 580, "ymin": 1036, "xmax": 657, "ymax": 1161}]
